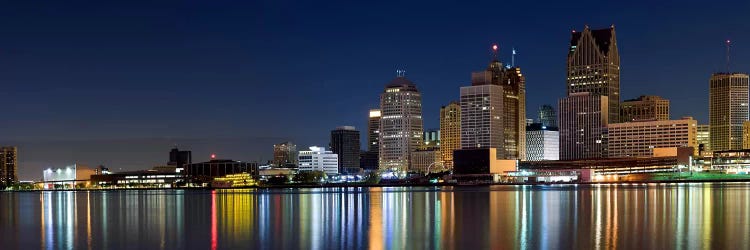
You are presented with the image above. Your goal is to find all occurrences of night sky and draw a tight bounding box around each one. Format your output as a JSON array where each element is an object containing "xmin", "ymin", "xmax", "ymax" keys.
[{"xmin": 1, "ymin": 0, "xmax": 748, "ymax": 180}]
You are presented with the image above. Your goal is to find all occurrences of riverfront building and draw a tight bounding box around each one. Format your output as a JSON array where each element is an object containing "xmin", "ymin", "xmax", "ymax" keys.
[
  {"xmin": 620, "ymin": 95, "xmax": 670, "ymax": 122},
  {"xmin": 709, "ymin": 73, "xmax": 749, "ymax": 151},
  {"xmin": 379, "ymin": 76, "xmax": 424, "ymax": 171},
  {"xmin": 330, "ymin": 126, "xmax": 360, "ymax": 173},
  {"xmin": 298, "ymin": 146, "xmax": 339, "ymax": 175},
  {"xmin": 525, "ymin": 123, "xmax": 559, "ymax": 161},
  {"xmin": 558, "ymin": 92, "xmax": 609, "ymax": 160},
  {"xmin": 273, "ymin": 142, "xmax": 298, "ymax": 168},
  {"xmin": 0, "ymin": 146, "xmax": 17, "ymax": 187},
  {"xmin": 607, "ymin": 117, "xmax": 697, "ymax": 158}
]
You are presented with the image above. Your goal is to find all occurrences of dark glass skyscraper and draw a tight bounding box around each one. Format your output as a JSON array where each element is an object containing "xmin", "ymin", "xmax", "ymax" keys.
[
  {"xmin": 168, "ymin": 147, "xmax": 192, "ymax": 168},
  {"xmin": 567, "ymin": 25, "xmax": 620, "ymax": 123},
  {"xmin": 0, "ymin": 146, "xmax": 17, "ymax": 187},
  {"xmin": 330, "ymin": 126, "xmax": 361, "ymax": 173},
  {"xmin": 538, "ymin": 104, "xmax": 557, "ymax": 128}
]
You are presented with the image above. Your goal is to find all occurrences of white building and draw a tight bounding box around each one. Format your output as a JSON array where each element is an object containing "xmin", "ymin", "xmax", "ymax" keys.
[
  {"xmin": 298, "ymin": 146, "xmax": 339, "ymax": 175},
  {"xmin": 525, "ymin": 124, "xmax": 559, "ymax": 161}
]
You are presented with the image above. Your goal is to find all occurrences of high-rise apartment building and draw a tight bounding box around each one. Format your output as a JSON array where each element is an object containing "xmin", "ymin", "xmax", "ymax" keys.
[
  {"xmin": 298, "ymin": 146, "xmax": 339, "ymax": 175},
  {"xmin": 567, "ymin": 25, "xmax": 620, "ymax": 123},
  {"xmin": 620, "ymin": 95, "xmax": 670, "ymax": 122},
  {"xmin": 697, "ymin": 124, "xmax": 711, "ymax": 156},
  {"xmin": 709, "ymin": 73, "xmax": 749, "ymax": 151},
  {"xmin": 559, "ymin": 93, "xmax": 609, "ymax": 160},
  {"xmin": 525, "ymin": 123, "xmax": 559, "ymax": 161},
  {"xmin": 538, "ymin": 104, "xmax": 557, "ymax": 128},
  {"xmin": 368, "ymin": 109, "xmax": 381, "ymax": 153},
  {"xmin": 379, "ymin": 76, "xmax": 424, "ymax": 171},
  {"xmin": 0, "ymin": 146, "xmax": 17, "ymax": 187},
  {"xmin": 273, "ymin": 142, "xmax": 298, "ymax": 168},
  {"xmin": 440, "ymin": 102, "xmax": 461, "ymax": 169},
  {"xmin": 330, "ymin": 126, "xmax": 361, "ymax": 173},
  {"xmin": 607, "ymin": 117, "xmax": 697, "ymax": 157}
]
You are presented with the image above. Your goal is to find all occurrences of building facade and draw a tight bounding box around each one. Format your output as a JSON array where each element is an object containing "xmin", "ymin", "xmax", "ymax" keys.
[
  {"xmin": 0, "ymin": 146, "xmax": 17, "ymax": 187},
  {"xmin": 607, "ymin": 117, "xmax": 697, "ymax": 158},
  {"xmin": 567, "ymin": 25, "xmax": 620, "ymax": 123},
  {"xmin": 298, "ymin": 146, "xmax": 339, "ymax": 175},
  {"xmin": 330, "ymin": 126, "xmax": 361, "ymax": 173},
  {"xmin": 697, "ymin": 124, "xmax": 711, "ymax": 156},
  {"xmin": 559, "ymin": 93, "xmax": 609, "ymax": 160},
  {"xmin": 409, "ymin": 149, "xmax": 441, "ymax": 173},
  {"xmin": 525, "ymin": 123, "xmax": 559, "ymax": 161},
  {"xmin": 379, "ymin": 76, "xmax": 424, "ymax": 171},
  {"xmin": 423, "ymin": 129, "xmax": 440, "ymax": 146},
  {"xmin": 709, "ymin": 73, "xmax": 750, "ymax": 151},
  {"xmin": 503, "ymin": 67, "xmax": 526, "ymax": 160},
  {"xmin": 273, "ymin": 142, "xmax": 298, "ymax": 168},
  {"xmin": 460, "ymin": 83, "xmax": 503, "ymax": 157},
  {"xmin": 620, "ymin": 95, "xmax": 670, "ymax": 122},
  {"xmin": 744, "ymin": 121, "xmax": 750, "ymax": 149},
  {"xmin": 538, "ymin": 104, "xmax": 557, "ymax": 128},
  {"xmin": 368, "ymin": 109, "xmax": 381, "ymax": 153},
  {"xmin": 440, "ymin": 102, "xmax": 461, "ymax": 169},
  {"xmin": 185, "ymin": 159, "xmax": 259, "ymax": 182},
  {"xmin": 168, "ymin": 147, "xmax": 192, "ymax": 169}
]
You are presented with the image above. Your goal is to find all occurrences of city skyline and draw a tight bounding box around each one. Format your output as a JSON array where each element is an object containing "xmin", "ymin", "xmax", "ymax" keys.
[{"xmin": 1, "ymin": 1, "xmax": 749, "ymax": 179}]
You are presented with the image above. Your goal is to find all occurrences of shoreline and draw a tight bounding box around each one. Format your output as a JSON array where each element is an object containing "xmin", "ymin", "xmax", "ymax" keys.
[{"xmin": 5, "ymin": 178, "xmax": 750, "ymax": 192}]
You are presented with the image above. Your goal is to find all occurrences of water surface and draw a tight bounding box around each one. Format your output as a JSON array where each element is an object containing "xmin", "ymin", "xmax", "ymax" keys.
[{"xmin": 1, "ymin": 183, "xmax": 750, "ymax": 249}]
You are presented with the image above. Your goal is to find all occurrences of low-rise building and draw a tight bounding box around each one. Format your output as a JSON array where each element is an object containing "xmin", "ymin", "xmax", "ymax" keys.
[
  {"xmin": 185, "ymin": 159, "xmax": 259, "ymax": 183},
  {"xmin": 298, "ymin": 146, "xmax": 339, "ymax": 175},
  {"xmin": 607, "ymin": 117, "xmax": 697, "ymax": 158},
  {"xmin": 409, "ymin": 149, "xmax": 441, "ymax": 173},
  {"xmin": 41, "ymin": 164, "xmax": 95, "ymax": 189},
  {"xmin": 525, "ymin": 123, "xmax": 559, "ymax": 161}
]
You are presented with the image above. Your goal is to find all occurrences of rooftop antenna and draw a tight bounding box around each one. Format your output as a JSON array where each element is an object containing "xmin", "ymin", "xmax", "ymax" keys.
[
  {"xmin": 491, "ymin": 44, "xmax": 499, "ymax": 61},
  {"xmin": 396, "ymin": 69, "xmax": 406, "ymax": 77},
  {"xmin": 512, "ymin": 47, "xmax": 517, "ymax": 67},
  {"xmin": 726, "ymin": 39, "xmax": 731, "ymax": 72}
]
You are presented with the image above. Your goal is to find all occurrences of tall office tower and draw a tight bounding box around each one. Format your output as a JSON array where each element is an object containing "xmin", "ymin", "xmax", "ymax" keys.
[
  {"xmin": 697, "ymin": 124, "xmax": 711, "ymax": 155},
  {"xmin": 503, "ymin": 66, "xmax": 526, "ymax": 160},
  {"xmin": 168, "ymin": 147, "xmax": 192, "ymax": 168},
  {"xmin": 567, "ymin": 25, "xmax": 620, "ymax": 123},
  {"xmin": 330, "ymin": 126, "xmax": 361, "ymax": 173},
  {"xmin": 709, "ymin": 73, "xmax": 750, "ymax": 151},
  {"xmin": 608, "ymin": 117, "xmax": 697, "ymax": 157},
  {"xmin": 559, "ymin": 93, "xmax": 609, "ymax": 160},
  {"xmin": 379, "ymin": 75, "xmax": 424, "ymax": 171},
  {"xmin": 440, "ymin": 101, "xmax": 461, "ymax": 169},
  {"xmin": 273, "ymin": 142, "xmax": 298, "ymax": 168},
  {"xmin": 298, "ymin": 146, "xmax": 339, "ymax": 175},
  {"xmin": 538, "ymin": 104, "xmax": 557, "ymax": 128},
  {"xmin": 367, "ymin": 109, "xmax": 381, "ymax": 153},
  {"xmin": 0, "ymin": 146, "xmax": 17, "ymax": 187},
  {"xmin": 620, "ymin": 95, "xmax": 670, "ymax": 122},
  {"xmin": 525, "ymin": 123, "xmax": 559, "ymax": 161},
  {"xmin": 460, "ymin": 79, "xmax": 504, "ymax": 158},
  {"xmin": 744, "ymin": 121, "xmax": 750, "ymax": 149}
]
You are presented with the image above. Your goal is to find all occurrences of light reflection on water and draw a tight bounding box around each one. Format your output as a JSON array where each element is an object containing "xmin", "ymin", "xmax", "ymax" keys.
[{"xmin": 1, "ymin": 183, "xmax": 750, "ymax": 249}]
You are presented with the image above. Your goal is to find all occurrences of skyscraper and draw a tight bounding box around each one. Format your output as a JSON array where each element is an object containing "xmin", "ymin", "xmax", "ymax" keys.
[
  {"xmin": 709, "ymin": 73, "xmax": 749, "ymax": 151},
  {"xmin": 460, "ymin": 82, "xmax": 503, "ymax": 158},
  {"xmin": 273, "ymin": 142, "xmax": 298, "ymax": 168},
  {"xmin": 367, "ymin": 109, "xmax": 381, "ymax": 153},
  {"xmin": 379, "ymin": 75, "xmax": 424, "ymax": 171},
  {"xmin": 0, "ymin": 146, "xmax": 17, "ymax": 187},
  {"xmin": 538, "ymin": 104, "xmax": 557, "ymax": 128},
  {"xmin": 503, "ymin": 66, "xmax": 526, "ymax": 160},
  {"xmin": 559, "ymin": 93, "xmax": 609, "ymax": 160},
  {"xmin": 620, "ymin": 95, "xmax": 670, "ymax": 122},
  {"xmin": 330, "ymin": 126, "xmax": 361, "ymax": 173},
  {"xmin": 440, "ymin": 101, "xmax": 461, "ymax": 169},
  {"xmin": 168, "ymin": 147, "xmax": 192, "ymax": 168},
  {"xmin": 567, "ymin": 25, "xmax": 620, "ymax": 123},
  {"xmin": 697, "ymin": 124, "xmax": 711, "ymax": 156}
]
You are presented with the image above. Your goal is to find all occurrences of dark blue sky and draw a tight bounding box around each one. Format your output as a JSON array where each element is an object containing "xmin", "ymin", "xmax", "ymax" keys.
[{"xmin": 2, "ymin": 0, "xmax": 748, "ymax": 179}]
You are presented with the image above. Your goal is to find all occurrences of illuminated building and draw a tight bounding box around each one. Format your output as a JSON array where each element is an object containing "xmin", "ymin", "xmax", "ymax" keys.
[
  {"xmin": 379, "ymin": 75, "xmax": 424, "ymax": 171},
  {"xmin": 168, "ymin": 147, "xmax": 192, "ymax": 169},
  {"xmin": 273, "ymin": 142, "xmax": 298, "ymax": 168},
  {"xmin": 91, "ymin": 168, "xmax": 184, "ymax": 188},
  {"xmin": 368, "ymin": 109, "xmax": 381, "ymax": 153},
  {"xmin": 503, "ymin": 66, "xmax": 526, "ymax": 160},
  {"xmin": 461, "ymin": 77, "xmax": 503, "ymax": 157},
  {"xmin": 538, "ymin": 104, "xmax": 557, "ymax": 128},
  {"xmin": 409, "ymin": 149, "xmax": 441, "ymax": 173},
  {"xmin": 709, "ymin": 73, "xmax": 749, "ymax": 151},
  {"xmin": 567, "ymin": 25, "xmax": 620, "ymax": 123},
  {"xmin": 525, "ymin": 123, "xmax": 559, "ymax": 161},
  {"xmin": 607, "ymin": 117, "xmax": 697, "ymax": 157},
  {"xmin": 744, "ymin": 121, "xmax": 750, "ymax": 149},
  {"xmin": 559, "ymin": 92, "xmax": 608, "ymax": 160},
  {"xmin": 41, "ymin": 164, "xmax": 95, "ymax": 189},
  {"xmin": 711, "ymin": 149, "xmax": 750, "ymax": 172},
  {"xmin": 423, "ymin": 129, "xmax": 440, "ymax": 146},
  {"xmin": 298, "ymin": 146, "xmax": 339, "ymax": 175},
  {"xmin": 185, "ymin": 158, "xmax": 258, "ymax": 183},
  {"xmin": 440, "ymin": 101, "xmax": 461, "ymax": 169},
  {"xmin": 0, "ymin": 146, "xmax": 17, "ymax": 187},
  {"xmin": 211, "ymin": 173, "xmax": 257, "ymax": 187},
  {"xmin": 697, "ymin": 124, "xmax": 711, "ymax": 156},
  {"xmin": 330, "ymin": 126, "xmax": 361, "ymax": 173},
  {"xmin": 620, "ymin": 95, "xmax": 670, "ymax": 122}
]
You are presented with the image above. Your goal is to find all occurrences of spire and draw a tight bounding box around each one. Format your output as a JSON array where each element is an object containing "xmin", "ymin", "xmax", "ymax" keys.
[
  {"xmin": 396, "ymin": 69, "xmax": 406, "ymax": 77},
  {"xmin": 491, "ymin": 44, "xmax": 499, "ymax": 62}
]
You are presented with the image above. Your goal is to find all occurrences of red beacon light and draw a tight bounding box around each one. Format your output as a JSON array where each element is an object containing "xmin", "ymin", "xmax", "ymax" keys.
[{"xmin": 211, "ymin": 154, "xmax": 216, "ymax": 159}]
